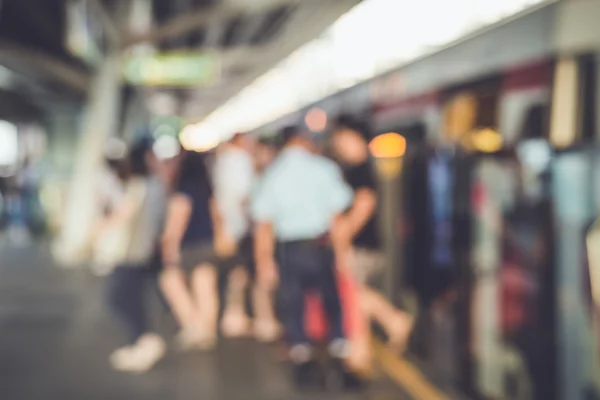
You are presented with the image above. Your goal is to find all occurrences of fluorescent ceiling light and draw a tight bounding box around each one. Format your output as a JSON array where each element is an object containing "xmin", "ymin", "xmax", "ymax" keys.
[{"xmin": 199, "ymin": 0, "xmax": 546, "ymax": 139}]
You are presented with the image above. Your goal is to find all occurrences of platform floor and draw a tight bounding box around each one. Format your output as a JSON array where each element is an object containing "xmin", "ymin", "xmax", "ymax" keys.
[{"xmin": 0, "ymin": 242, "xmax": 412, "ymax": 400}]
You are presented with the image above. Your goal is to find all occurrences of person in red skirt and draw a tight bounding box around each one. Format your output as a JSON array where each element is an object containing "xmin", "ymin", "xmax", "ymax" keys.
[{"xmin": 327, "ymin": 115, "xmax": 414, "ymax": 371}]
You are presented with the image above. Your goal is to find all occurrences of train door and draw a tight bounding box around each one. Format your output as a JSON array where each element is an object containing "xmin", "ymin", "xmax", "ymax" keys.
[
  {"xmin": 381, "ymin": 122, "xmax": 428, "ymax": 310},
  {"xmin": 553, "ymin": 147, "xmax": 600, "ymax": 400},
  {"xmin": 551, "ymin": 54, "xmax": 600, "ymax": 400},
  {"xmin": 470, "ymin": 60, "xmax": 557, "ymax": 400},
  {"xmin": 472, "ymin": 141, "xmax": 555, "ymax": 400},
  {"xmin": 371, "ymin": 91, "xmax": 436, "ymax": 311},
  {"xmin": 400, "ymin": 76, "xmax": 501, "ymax": 391}
]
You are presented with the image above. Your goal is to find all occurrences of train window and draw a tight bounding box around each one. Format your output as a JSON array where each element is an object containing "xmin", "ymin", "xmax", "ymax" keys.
[
  {"xmin": 519, "ymin": 103, "xmax": 549, "ymax": 140},
  {"xmin": 578, "ymin": 54, "xmax": 597, "ymax": 142},
  {"xmin": 550, "ymin": 55, "xmax": 597, "ymax": 147},
  {"xmin": 392, "ymin": 122, "xmax": 427, "ymax": 146},
  {"xmin": 476, "ymin": 90, "xmax": 500, "ymax": 130},
  {"xmin": 442, "ymin": 76, "xmax": 502, "ymax": 149},
  {"xmin": 550, "ymin": 58, "xmax": 579, "ymax": 148}
]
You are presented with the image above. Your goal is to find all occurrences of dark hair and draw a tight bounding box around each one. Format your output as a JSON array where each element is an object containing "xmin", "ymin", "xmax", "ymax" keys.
[
  {"xmin": 278, "ymin": 125, "xmax": 303, "ymax": 147},
  {"xmin": 257, "ymin": 136, "xmax": 275, "ymax": 146},
  {"xmin": 333, "ymin": 114, "xmax": 371, "ymax": 141},
  {"xmin": 176, "ymin": 150, "xmax": 212, "ymax": 196},
  {"xmin": 106, "ymin": 158, "xmax": 128, "ymax": 182},
  {"xmin": 128, "ymin": 138, "xmax": 153, "ymax": 177}
]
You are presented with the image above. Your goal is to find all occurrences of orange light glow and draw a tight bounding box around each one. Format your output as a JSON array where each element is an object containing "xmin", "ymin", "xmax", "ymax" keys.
[
  {"xmin": 470, "ymin": 128, "xmax": 503, "ymax": 153},
  {"xmin": 305, "ymin": 107, "xmax": 327, "ymax": 132},
  {"xmin": 369, "ymin": 132, "xmax": 406, "ymax": 158}
]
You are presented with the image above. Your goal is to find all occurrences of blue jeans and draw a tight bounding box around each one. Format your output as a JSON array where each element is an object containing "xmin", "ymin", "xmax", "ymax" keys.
[
  {"xmin": 106, "ymin": 256, "xmax": 166, "ymax": 344},
  {"xmin": 106, "ymin": 266, "xmax": 153, "ymax": 344},
  {"xmin": 277, "ymin": 240, "xmax": 344, "ymax": 347}
]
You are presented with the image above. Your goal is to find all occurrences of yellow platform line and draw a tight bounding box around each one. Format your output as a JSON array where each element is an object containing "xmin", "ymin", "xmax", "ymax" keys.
[{"xmin": 373, "ymin": 339, "xmax": 451, "ymax": 400}]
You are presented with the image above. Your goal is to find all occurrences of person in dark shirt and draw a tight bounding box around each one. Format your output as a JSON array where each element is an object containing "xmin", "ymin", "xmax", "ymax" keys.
[
  {"xmin": 329, "ymin": 115, "xmax": 414, "ymax": 366},
  {"xmin": 160, "ymin": 150, "xmax": 220, "ymax": 350},
  {"xmin": 102, "ymin": 137, "xmax": 167, "ymax": 373}
]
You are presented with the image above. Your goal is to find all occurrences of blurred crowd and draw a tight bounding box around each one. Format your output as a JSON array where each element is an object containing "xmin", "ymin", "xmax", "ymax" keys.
[{"xmin": 94, "ymin": 117, "xmax": 413, "ymax": 392}]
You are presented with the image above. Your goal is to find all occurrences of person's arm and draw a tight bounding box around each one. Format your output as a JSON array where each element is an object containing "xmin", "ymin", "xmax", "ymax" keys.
[
  {"xmin": 211, "ymin": 196, "xmax": 238, "ymax": 256},
  {"xmin": 251, "ymin": 173, "xmax": 278, "ymax": 288},
  {"xmin": 161, "ymin": 194, "xmax": 192, "ymax": 267},
  {"xmin": 210, "ymin": 197, "xmax": 222, "ymax": 232},
  {"xmin": 254, "ymin": 222, "xmax": 278, "ymax": 289},
  {"xmin": 323, "ymin": 162, "xmax": 355, "ymax": 253},
  {"xmin": 344, "ymin": 187, "xmax": 377, "ymax": 239},
  {"xmin": 96, "ymin": 180, "xmax": 144, "ymax": 235}
]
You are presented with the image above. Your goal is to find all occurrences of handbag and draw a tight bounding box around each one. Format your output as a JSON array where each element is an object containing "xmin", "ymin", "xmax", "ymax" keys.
[{"xmin": 92, "ymin": 180, "xmax": 146, "ymax": 271}]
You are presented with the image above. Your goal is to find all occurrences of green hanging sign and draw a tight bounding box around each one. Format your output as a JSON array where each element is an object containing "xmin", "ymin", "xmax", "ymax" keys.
[{"xmin": 123, "ymin": 52, "xmax": 220, "ymax": 87}]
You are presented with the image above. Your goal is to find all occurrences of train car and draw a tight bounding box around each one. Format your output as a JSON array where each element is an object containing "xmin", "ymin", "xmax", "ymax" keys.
[{"xmin": 253, "ymin": 1, "xmax": 600, "ymax": 399}]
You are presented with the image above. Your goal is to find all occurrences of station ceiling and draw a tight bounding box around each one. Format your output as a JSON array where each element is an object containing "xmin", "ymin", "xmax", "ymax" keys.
[{"xmin": 0, "ymin": 0, "xmax": 360, "ymax": 122}]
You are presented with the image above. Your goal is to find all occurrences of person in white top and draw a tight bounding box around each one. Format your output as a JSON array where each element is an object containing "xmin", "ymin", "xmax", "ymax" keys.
[{"xmin": 212, "ymin": 133, "xmax": 259, "ymax": 338}]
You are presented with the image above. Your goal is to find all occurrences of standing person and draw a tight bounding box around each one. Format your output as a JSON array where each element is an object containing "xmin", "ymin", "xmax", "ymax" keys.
[
  {"xmin": 92, "ymin": 157, "xmax": 128, "ymax": 276},
  {"xmin": 250, "ymin": 137, "xmax": 282, "ymax": 342},
  {"xmin": 254, "ymin": 137, "xmax": 279, "ymax": 174},
  {"xmin": 252, "ymin": 126, "xmax": 356, "ymax": 390},
  {"xmin": 329, "ymin": 115, "xmax": 413, "ymax": 365},
  {"xmin": 4, "ymin": 181, "xmax": 29, "ymax": 246},
  {"xmin": 103, "ymin": 138, "xmax": 168, "ymax": 373},
  {"xmin": 212, "ymin": 133, "xmax": 256, "ymax": 338},
  {"xmin": 159, "ymin": 150, "xmax": 220, "ymax": 350}
]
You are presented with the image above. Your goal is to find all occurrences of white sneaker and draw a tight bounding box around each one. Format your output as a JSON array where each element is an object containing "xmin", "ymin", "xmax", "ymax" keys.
[
  {"xmin": 110, "ymin": 334, "xmax": 166, "ymax": 373},
  {"xmin": 253, "ymin": 319, "xmax": 282, "ymax": 343},
  {"xmin": 109, "ymin": 346, "xmax": 134, "ymax": 369},
  {"xmin": 221, "ymin": 311, "xmax": 250, "ymax": 338}
]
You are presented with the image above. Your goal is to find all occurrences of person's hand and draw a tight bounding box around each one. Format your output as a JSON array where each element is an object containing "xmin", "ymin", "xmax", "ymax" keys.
[
  {"xmin": 214, "ymin": 229, "xmax": 238, "ymax": 257},
  {"xmin": 334, "ymin": 247, "xmax": 354, "ymax": 273},
  {"xmin": 92, "ymin": 219, "xmax": 109, "ymax": 243},
  {"xmin": 161, "ymin": 239, "xmax": 181, "ymax": 268},
  {"xmin": 331, "ymin": 216, "xmax": 353, "ymax": 254},
  {"xmin": 257, "ymin": 257, "xmax": 278, "ymax": 290}
]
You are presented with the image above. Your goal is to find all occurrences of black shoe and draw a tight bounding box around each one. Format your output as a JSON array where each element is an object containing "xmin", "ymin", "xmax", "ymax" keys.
[
  {"xmin": 293, "ymin": 359, "xmax": 324, "ymax": 392},
  {"xmin": 326, "ymin": 358, "xmax": 366, "ymax": 392}
]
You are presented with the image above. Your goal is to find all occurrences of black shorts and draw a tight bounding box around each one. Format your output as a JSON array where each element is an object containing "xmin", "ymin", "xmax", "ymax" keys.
[
  {"xmin": 218, "ymin": 235, "xmax": 255, "ymax": 279},
  {"xmin": 180, "ymin": 241, "xmax": 218, "ymax": 272}
]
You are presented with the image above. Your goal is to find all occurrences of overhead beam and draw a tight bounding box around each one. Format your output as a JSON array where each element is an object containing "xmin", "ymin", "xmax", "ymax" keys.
[
  {"xmin": 125, "ymin": 3, "xmax": 229, "ymax": 47},
  {"xmin": 0, "ymin": 41, "xmax": 90, "ymax": 93},
  {"xmin": 123, "ymin": 0, "xmax": 313, "ymax": 48}
]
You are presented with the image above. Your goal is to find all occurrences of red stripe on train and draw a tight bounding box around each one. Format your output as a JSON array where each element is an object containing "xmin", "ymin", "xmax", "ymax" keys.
[{"xmin": 502, "ymin": 59, "xmax": 553, "ymax": 92}]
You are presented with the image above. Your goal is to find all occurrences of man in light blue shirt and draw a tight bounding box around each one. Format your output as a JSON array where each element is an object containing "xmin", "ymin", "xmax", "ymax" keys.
[
  {"xmin": 252, "ymin": 141, "xmax": 353, "ymax": 242},
  {"xmin": 251, "ymin": 125, "xmax": 355, "ymax": 390}
]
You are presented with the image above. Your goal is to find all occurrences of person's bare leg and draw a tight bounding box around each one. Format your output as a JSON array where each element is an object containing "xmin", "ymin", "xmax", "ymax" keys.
[
  {"xmin": 191, "ymin": 265, "xmax": 219, "ymax": 347},
  {"xmin": 251, "ymin": 283, "xmax": 281, "ymax": 342},
  {"xmin": 221, "ymin": 266, "xmax": 251, "ymax": 338},
  {"xmin": 159, "ymin": 268, "xmax": 197, "ymax": 329},
  {"xmin": 361, "ymin": 287, "xmax": 414, "ymax": 351},
  {"xmin": 344, "ymin": 283, "xmax": 373, "ymax": 374}
]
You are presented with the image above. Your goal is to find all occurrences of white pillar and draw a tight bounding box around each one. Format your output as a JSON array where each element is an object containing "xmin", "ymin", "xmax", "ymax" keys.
[{"xmin": 54, "ymin": 54, "xmax": 123, "ymax": 266}]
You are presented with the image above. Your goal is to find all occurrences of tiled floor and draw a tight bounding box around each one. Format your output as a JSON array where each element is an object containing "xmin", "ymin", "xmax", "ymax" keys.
[{"xmin": 0, "ymin": 242, "xmax": 408, "ymax": 400}]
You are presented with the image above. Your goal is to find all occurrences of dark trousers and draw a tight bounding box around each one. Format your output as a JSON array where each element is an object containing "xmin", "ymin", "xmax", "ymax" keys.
[
  {"xmin": 277, "ymin": 240, "xmax": 344, "ymax": 347},
  {"xmin": 106, "ymin": 265, "xmax": 156, "ymax": 344}
]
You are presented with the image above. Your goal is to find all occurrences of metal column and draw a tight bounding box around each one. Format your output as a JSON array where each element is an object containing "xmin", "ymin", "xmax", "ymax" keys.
[{"xmin": 54, "ymin": 54, "xmax": 123, "ymax": 266}]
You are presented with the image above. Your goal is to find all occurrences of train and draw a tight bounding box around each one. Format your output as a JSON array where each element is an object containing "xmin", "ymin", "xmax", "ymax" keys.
[{"xmin": 253, "ymin": 2, "xmax": 600, "ymax": 399}]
